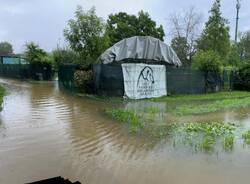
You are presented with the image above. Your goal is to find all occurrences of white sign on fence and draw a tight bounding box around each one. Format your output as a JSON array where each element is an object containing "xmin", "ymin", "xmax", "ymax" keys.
[{"xmin": 122, "ymin": 63, "xmax": 167, "ymax": 99}]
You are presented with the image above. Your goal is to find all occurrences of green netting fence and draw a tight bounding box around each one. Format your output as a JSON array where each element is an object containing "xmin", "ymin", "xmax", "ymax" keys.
[
  {"xmin": 0, "ymin": 64, "xmax": 53, "ymax": 80},
  {"xmin": 58, "ymin": 64, "xmax": 77, "ymax": 92},
  {"xmin": 58, "ymin": 64, "xmax": 233, "ymax": 96}
]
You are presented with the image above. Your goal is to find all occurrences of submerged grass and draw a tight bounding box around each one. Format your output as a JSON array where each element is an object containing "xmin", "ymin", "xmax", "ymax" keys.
[
  {"xmin": 242, "ymin": 130, "xmax": 250, "ymax": 145},
  {"xmin": 105, "ymin": 108, "xmax": 237, "ymax": 152},
  {"xmin": 105, "ymin": 109, "xmax": 144, "ymax": 133},
  {"xmin": 104, "ymin": 91, "xmax": 250, "ymax": 152},
  {"xmin": 174, "ymin": 122, "xmax": 236, "ymax": 152}
]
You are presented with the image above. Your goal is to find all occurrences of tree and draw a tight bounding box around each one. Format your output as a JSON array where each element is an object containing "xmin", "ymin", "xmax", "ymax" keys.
[
  {"xmin": 52, "ymin": 47, "xmax": 80, "ymax": 70},
  {"xmin": 227, "ymin": 42, "xmax": 241, "ymax": 66},
  {"xmin": 24, "ymin": 42, "xmax": 50, "ymax": 64},
  {"xmin": 0, "ymin": 41, "xmax": 13, "ymax": 55},
  {"xmin": 64, "ymin": 6, "xmax": 109, "ymax": 65},
  {"xmin": 106, "ymin": 11, "xmax": 165, "ymax": 46},
  {"xmin": 169, "ymin": 7, "xmax": 202, "ymax": 65},
  {"xmin": 171, "ymin": 37, "xmax": 189, "ymax": 65},
  {"xmin": 238, "ymin": 31, "xmax": 250, "ymax": 62},
  {"xmin": 197, "ymin": 0, "xmax": 230, "ymax": 60}
]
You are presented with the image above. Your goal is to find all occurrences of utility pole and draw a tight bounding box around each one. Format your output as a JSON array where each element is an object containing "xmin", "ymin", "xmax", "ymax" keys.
[{"xmin": 235, "ymin": 0, "xmax": 241, "ymax": 42}]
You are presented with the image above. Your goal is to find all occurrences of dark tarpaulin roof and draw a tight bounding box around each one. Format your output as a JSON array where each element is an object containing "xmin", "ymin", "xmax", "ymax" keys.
[{"xmin": 100, "ymin": 36, "xmax": 182, "ymax": 67}]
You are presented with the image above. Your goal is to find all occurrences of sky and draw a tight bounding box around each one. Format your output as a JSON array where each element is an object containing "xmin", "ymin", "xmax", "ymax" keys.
[{"xmin": 0, "ymin": 0, "xmax": 249, "ymax": 53}]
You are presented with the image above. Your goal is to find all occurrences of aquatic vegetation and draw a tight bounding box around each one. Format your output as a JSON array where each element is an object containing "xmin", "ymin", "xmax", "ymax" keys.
[
  {"xmin": 242, "ymin": 130, "xmax": 250, "ymax": 145},
  {"xmin": 144, "ymin": 106, "xmax": 160, "ymax": 114},
  {"xmin": 105, "ymin": 108, "xmax": 238, "ymax": 152},
  {"xmin": 176, "ymin": 122, "xmax": 236, "ymax": 152},
  {"xmin": 223, "ymin": 134, "xmax": 235, "ymax": 151},
  {"xmin": 202, "ymin": 135, "xmax": 216, "ymax": 151},
  {"xmin": 105, "ymin": 109, "xmax": 144, "ymax": 133}
]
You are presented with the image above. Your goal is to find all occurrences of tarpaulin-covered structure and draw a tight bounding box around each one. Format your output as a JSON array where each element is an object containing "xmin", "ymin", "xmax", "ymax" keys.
[
  {"xmin": 100, "ymin": 36, "xmax": 182, "ymax": 67},
  {"xmin": 94, "ymin": 36, "xmax": 182, "ymax": 99}
]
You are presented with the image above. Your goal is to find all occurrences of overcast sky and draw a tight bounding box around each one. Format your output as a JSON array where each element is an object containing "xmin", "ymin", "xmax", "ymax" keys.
[{"xmin": 0, "ymin": 0, "xmax": 249, "ymax": 53}]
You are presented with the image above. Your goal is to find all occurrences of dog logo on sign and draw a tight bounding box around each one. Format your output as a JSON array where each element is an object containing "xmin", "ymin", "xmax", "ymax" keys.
[{"xmin": 137, "ymin": 66, "xmax": 155, "ymax": 96}]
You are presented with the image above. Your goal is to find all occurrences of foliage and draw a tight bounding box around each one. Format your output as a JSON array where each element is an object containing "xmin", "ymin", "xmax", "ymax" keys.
[
  {"xmin": 64, "ymin": 6, "xmax": 109, "ymax": 66},
  {"xmin": 169, "ymin": 7, "xmax": 202, "ymax": 64},
  {"xmin": 233, "ymin": 63, "xmax": 250, "ymax": 91},
  {"xmin": 180, "ymin": 122, "xmax": 235, "ymax": 151},
  {"xmin": 171, "ymin": 37, "xmax": 189, "ymax": 65},
  {"xmin": 52, "ymin": 47, "xmax": 80, "ymax": 70},
  {"xmin": 105, "ymin": 107, "xmax": 237, "ymax": 152},
  {"xmin": 227, "ymin": 30, "xmax": 250, "ymax": 66},
  {"xmin": 238, "ymin": 31, "xmax": 250, "ymax": 62},
  {"xmin": 24, "ymin": 42, "xmax": 51, "ymax": 65},
  {"xmin": 192, "ymin": 50, "xmax": 222, "ymax": 73},
  {"xmin": 0, "ymin": 41, "xmax": 13, "ymax": 55},
  {"xmin": 224, "ymin": 134, "xmax": 235, "ymax": 151},
  {"xmin": 105, "ymin": 109, "xmax": 144, "ymax": 133},
  {"xmin": 0, "ymin": 85, "xmax": 6, "ymax": 107},
  {"xmin": 106, "ymin": 11, "xmax": 165, "ymax": 46},
  {"xmin": 74, "ymin": 70, "xmax": 93, "ymax": 93},
  {"xmin": 197, "ymin": 0, "xmax": 230, "ymax": 60},
  {"xmin": 242, "ymin": 130, "xmax": 250, "ymax": 145},
  {"xmin": 227, "ymin": 43, "xmax": 242, "ymax": 66},
  {"xmin": 104, "ymin": 91, "xmax": 250, "ymax": 152}
]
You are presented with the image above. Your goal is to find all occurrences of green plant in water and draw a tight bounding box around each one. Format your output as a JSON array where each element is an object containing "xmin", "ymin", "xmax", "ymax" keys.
[
  {"xmin": 202, "ymin": 135, "xmax": 216, "ymax": 151},
  {"xmin": 144, "ymin": 106, "xmax": 160, "ymax": 114},
  {"xmin": 180, "ymin": 122, "xmax": 236, "ymax": 152},
  {"xmin": 105, "ymin": 109, "xmax": 144, "ymax": 133},
  {"xmin": 223, "ymin": 134, "xmax": 234, "ymax": 151},
  {"xmin": 242, "ymin": 130, "xmax": 250, "ymax": 145},
  {"xmin": 105, "ymin": 108, "xmax": 238, "ymax": 152}
]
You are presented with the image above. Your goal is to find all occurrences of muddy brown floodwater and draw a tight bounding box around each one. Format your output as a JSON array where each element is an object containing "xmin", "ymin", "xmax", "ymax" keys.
[{"xmin": 1, "ymin": 78, "xmax": 250, "ymax": 184}]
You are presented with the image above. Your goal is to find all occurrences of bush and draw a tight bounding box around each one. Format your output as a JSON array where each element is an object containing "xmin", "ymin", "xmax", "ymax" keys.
[
  {"xmin": 233, "ymin": 63, "xmax": 250, "ymax": 91},
  {"xmin": 192, "ymin": 50, "xmax": 222, "ymax": 73},
  {"xmin": 25, "ymin": 42, "xmax": 52, "ymax": 65},
  {"xmin": 74, "ymin": 69, "xmax": 94, "ymax": 93},
  {"xmin": 52, "ymin": 48, "xmax": 80, "ymax": 70}
]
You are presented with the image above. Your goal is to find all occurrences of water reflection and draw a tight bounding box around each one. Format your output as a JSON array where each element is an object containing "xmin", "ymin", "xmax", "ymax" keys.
[{"xmin": 0, "ymin": 78, "xmax": 250, "ymax": 184}]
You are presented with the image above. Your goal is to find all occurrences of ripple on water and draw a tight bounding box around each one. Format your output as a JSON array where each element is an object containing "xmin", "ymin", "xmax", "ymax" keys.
[{"xmin": 1, "ymin": 79, "xmax": 250, "ymax": 184}]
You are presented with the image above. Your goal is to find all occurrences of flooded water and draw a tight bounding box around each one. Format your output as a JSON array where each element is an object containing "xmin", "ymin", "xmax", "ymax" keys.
[{"xmin": 1, "ymin": 78, "xmax": 250, "ymax": 184}]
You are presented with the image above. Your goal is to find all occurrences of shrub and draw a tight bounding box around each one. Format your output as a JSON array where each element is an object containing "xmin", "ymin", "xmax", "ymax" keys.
[
  {"xmin": 52, "ymin": 48, "xmax": 80, "ymax": 70},
  {"xmin": 74, "ymin": 69, "xmax": 94, "ymax": 93},
  {"xmin": 24, "ymin": 42, "xmax": 52, "ymax": 65},
  {"xmin": 192, "ymin": 50, "xmax": 222, "ymax": 73},
  {"xmin": 233, "ymin": 63, "xmax": 250, "ymax": 91}
]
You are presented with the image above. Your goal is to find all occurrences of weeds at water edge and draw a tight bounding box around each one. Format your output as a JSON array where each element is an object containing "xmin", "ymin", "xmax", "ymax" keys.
[
  {"xmin": 105, "ymin": 108, "xmax": 237, "ymax": 152},
  {"xmin": 242, "ymin": 130, "xmax": 250, "ymax": 145}
]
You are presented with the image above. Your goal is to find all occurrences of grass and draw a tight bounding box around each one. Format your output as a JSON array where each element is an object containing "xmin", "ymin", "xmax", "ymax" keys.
[
  {"xmin": 0, "ymin": 85, "xmax": 6, "ymax": 107},
  {"xmin": 104, "ymin": 91, "xmax": 250, "ymax": 116},
  {"xmin": 172, "ymin": 97, "xmax": 250, "ymax": 115},
  {"xmin": 154, "ymin": 91, "xmax": 250, "ymax": 102},
  {"xmin": 175, "ymin": 122, "xmax": 236, "ymax": 152},
  {"xmin": 105, "ymin": 108, "xmax": 237, "ymax": 152},
  {"xmin": 224, "ymin": 134, "xmax": 235, "ymax": 151},
  {"xmin": 104, "ymin": 91, "xmax": 250, "ymax": 153},
  {"xmin": 242, "ymin": 130, "xmax": 250, "ymax": 145},
  {"xmin": 105, "ymin": 109, "xmax": 144, "ymax": 133}
]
